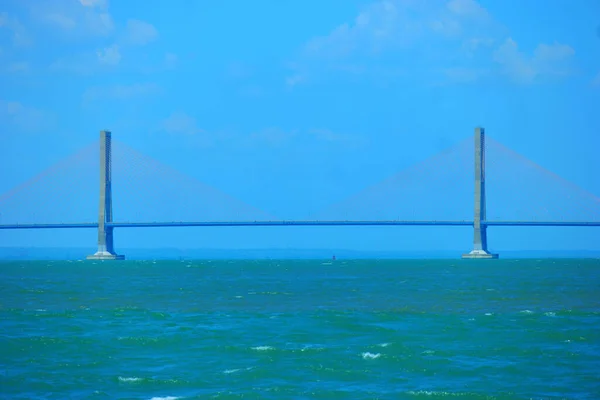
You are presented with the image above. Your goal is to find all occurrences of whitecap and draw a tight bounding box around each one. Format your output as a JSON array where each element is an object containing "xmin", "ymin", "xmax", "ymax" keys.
[
  {"xmin": 544, "ymin": 312, "xmax": 556, "ymax": 317},
  {"xmin": 224, "ymin": 366, "xmax": 253, "ymax": 374},
  {"xmin": 252, "ymin": 346, "xmax": 274, "ymax": 351},
  {"xmin": 422, "ymin": 350, "xmax": 435, "ymax": 355},
  {"xmin": 149, "ymin": 397, "xmax": 179, "ymax": 400},
  {"xmin": 361, "ymin": 352, "xmax": 381, "ymax": 359},
  {"xmin": 484, "ymin": 313, "xmax": 493, "ymax": 316},
  {"xmin": 407, "ymin": 391, "xmax": 456, "ymax": 396},
  {"xmin": 378, "ymin": 342, "xmax": 390, "ymax": 348},
  {"xmin": 300, "ymin": 345, "xmax": 324, "ymax": 352},
  {"xmin": 519, "ymin": 310, "xmax": 534, "ymax": 314},
  {"xmin": 119, "ymin": 376, "xmax": 142, "ymax": 382}
]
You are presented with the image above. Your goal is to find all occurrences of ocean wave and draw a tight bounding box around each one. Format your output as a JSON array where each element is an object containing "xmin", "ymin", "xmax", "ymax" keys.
[
  {"xmin": 251, "ymin": 346, "xmax": 275, "ymax": 351},
  {"xmin": 361, "ymin": 352, "xmax": 381, "ymax": 359},
  {"xmin": 149, "ymin": 397, "xmax": 180, "ymax": 400},
  {"xmin": 407, "ymin": 390, "xmax": 494, "ymax": 398},
  {"xmin": 224, "ymin": 366, "xmax": 253, "ymax": 374},
  {"xmin": 118, "ymin": 376, "xmax": 142, "ymax": 382}
]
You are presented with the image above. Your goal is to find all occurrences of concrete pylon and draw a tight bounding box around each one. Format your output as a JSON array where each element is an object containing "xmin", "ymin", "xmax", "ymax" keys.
[
  {"xmin": 462, "ymin": 127, "xmax": 498, "ymax": 259},
  {"xmin": 87, "ymin": 130, "xmax": 124, "ymax": 260}
]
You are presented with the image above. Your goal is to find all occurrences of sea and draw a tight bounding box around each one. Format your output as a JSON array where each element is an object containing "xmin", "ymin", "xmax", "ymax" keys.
[{"xmin": 0, "ymin": 258, "xmax": 599, "ymax": 399}]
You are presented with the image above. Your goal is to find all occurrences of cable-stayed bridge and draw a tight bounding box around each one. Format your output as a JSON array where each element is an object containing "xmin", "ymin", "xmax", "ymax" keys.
[{"xmin": 1, "ymin": 128, "xmax": 598, "ymax": 260}]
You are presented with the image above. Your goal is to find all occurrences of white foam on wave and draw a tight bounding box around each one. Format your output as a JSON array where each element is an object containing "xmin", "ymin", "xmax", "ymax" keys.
[
  {"xmin": 252, "ymin": 346, "xmax": 274, "ymax": 351},
  {"xmin": 119, "ymin": 376, "xmax": 142, "ymax": 382},
  {"xmin": 519, "ymin": 310, "xmax": 534, "ymax": 314},
  {"xmin": 300, "ymin": 345, "xmax": 325, "ymax": 352},
  {"xmin": 223, "ymin": 369, "xmax": 240, "ymax": 374},
  {"xmin": 422, "ymin": 350, "xmax": 435, "ymax": 355},
  {"xmin": 149, "ymin": 397, "xmax": 180, "ymax": 400},
  {"xmin": 378, "ymin": 342, "xmax": 390, "ymax": 348},
  {"xmin": 544, "ymin": 312, "xmax": 556, "ymax": 317},
  {"xmin": 361, "ymin": 352, "xmax": 381, "ymax": 359},
  {"xmin": 484, "ymin": 312, "xmax": 493, "ymax": 316},
  {"xmin": 224, "ymin": 366, "xmax": 253, "ymax": 374},
  {"xmin": 407, "ymin": 390, "xmax": 465, "ymax": 396},
  {"xmin": 35, "ymin": 309, "xmax": 47, "ymax": 312}
]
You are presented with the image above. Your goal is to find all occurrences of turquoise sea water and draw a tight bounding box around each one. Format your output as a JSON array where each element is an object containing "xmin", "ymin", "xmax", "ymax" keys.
[{"xmin": 0, "ymin": 259, "xmax": 599, "ymax": 399}]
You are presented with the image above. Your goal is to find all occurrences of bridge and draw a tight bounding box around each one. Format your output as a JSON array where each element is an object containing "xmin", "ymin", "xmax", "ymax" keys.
[{"xmin": 1, "ymin": 128, "xmax": 598, "ymax": 260}]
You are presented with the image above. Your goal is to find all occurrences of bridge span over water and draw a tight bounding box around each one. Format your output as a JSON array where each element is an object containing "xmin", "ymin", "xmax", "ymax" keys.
[{"xmin": 1, "ymin": 128, "xmax": 598, "ymax": 260}]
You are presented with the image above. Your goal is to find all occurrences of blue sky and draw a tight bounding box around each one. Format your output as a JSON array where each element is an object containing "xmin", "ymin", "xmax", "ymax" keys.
[{"xmin": 0, "ymin": 0, "xmax": 599, "ymax": 253}]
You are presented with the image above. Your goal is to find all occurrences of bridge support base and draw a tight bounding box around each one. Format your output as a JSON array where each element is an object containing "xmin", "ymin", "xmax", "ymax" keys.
[
  {"xmin": 86, "ymin": 251, "xmax": 125, "ymax": 261},
  {"xmin": 461, "ymin": 250, "xmax": 499, "ymax": 259}
]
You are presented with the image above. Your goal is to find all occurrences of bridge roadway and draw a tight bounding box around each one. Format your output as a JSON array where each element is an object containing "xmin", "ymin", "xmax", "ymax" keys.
[{"xmin": 1, "ymin": 220, "xmax": 600, "ymax": 229}]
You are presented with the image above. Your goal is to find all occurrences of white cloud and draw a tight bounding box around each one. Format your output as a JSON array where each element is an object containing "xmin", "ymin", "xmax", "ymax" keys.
[
  {"xmin": 493, "ymin": 38, "xmax": 575, "ymax": 83},
  {"xmin": 97, "ymin": 45, "xmax": 121, "ymax": 65},
  {"xmin": 446, "ymin": 0, "xmax": 490, "ymax": 22},
  {"xmin": 49, "ymin": 52, "xmax": 99, "ymax": 74},
  {"xmin": 286, "ymin": 74, "xmax": 305, "ymax": 87},
  {"xmin": 79, "ymin": 0, "xmax": 107, "ymax": 7},
  {"xmin": 238, "ymin": 84, "xmax": 263, "ymax": 98},
  {"xmin": 162, "ymin": 112, "xmax": 204, "ymax": 136},
  {"xmin": 124, "ymin": 19, "xmax": 158, "ymax": 45},
  {"xmin": 308, "ymin": 128, "xmax": 368, "ymax": 147},
  {"xmin": 534, "ymin": 42, "xmax": 575, "ymax": 63},
  {"xmin": 226, "ymin": 62, "xmax": 253, "ymax": 79},
  {"xmin": 164, "ymin": 53, "xmax": 178, "ymax": 69},
  {"xmin": 34, "ymin": 0, "xmax": 114, "ymax": 37},
  {"xmin": 304, "ymin": 1, "xmax": 409, "ymax": 58},
  {"xmin": 308, "ymin": 128, "xmax": 354, "ymax": 142},
  {"xmin": 248, "ymin": 128, "xmax": 297, "ymax": 146},
  {"xmin": 0, "ymin": 100, "xmax": 55, "ymax": 132},
  {"xmin": 4, "ymin": 62, "xmax": 30, "ymax": 73},
  {"xmin": 442, "ymin": 67, "xmax": 489, "ymax": 83},
  {"xmin": 288, "ymin": 0, "xmax": 502, "ymax": 86},
  {"xmin": 45, "ymin": 13, "xmax": 76, "ymax": 30},
  {"xmin": 0, "ymin": 12, "xmax": 32, "ymax": 46},
  {"xmin": 88, "ymin": 12, "xmax": 114, "ymax": 35},
  {"xmin": 302, "ymin": 0, "xmax": 497, "ymax": 60},
  {"xmin": 461, "ymin": 37, "xmax": 495, "ymax": 54},
  {"xmin": 83, "ymin": 83, "xmax": 161, "ymax": 102},
  {"xmin": 244, "ymin": 127, "xmax": 365, "ymax": 147},
  {"xmin": 288, "ymin": 0, "xmax": 574, "ymax": 86}
]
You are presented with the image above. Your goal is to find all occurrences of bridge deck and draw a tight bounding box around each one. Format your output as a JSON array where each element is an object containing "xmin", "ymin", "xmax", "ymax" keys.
[{"xmin": 0, "ymin": 221, "xmax": 599, "ymax": 229}]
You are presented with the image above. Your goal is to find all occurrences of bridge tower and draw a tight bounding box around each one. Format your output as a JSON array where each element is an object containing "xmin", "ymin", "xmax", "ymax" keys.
[
  {"xmin": 87, "ymin": 130, "xmax": 125, "ymax": 260},
  {"xmin": 462, "ymin": 127, "xmax": 498, "ymax": 259}
]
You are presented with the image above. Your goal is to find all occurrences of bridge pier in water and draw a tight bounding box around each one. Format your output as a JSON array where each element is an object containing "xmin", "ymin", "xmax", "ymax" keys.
[
  {"xmin": 462, "ymin": 127, "xmax": 498, "ymax": 259},
  {"xmin": 87, "ymin": 130, "xmax": 125, "ymax": 260}
]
